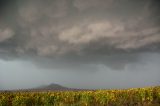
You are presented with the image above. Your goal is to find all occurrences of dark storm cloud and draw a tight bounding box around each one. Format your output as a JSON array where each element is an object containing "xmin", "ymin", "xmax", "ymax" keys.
[
  {"xmin": 0, "ymin": 0, "xmax": 12, "ymax": 11},
  {"xmin": 0, "ymin": 0, "xmax": 160, "ymax": 70}
]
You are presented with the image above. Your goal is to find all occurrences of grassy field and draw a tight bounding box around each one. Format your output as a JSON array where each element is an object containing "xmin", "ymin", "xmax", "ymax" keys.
[{"xmin": 0, "ymin": 86, "xmax": 160, "ymax": 106}]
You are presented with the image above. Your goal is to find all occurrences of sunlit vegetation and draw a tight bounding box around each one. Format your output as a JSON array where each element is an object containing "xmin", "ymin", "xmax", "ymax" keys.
[{"xmin": 0, "ymin": 86, "xmax": 160, "ymax": 106}]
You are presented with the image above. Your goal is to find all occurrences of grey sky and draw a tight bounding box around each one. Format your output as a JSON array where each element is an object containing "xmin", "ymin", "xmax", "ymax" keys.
[
  {"xmin": 0, "ymin": 52, "xmax": 160, "ymax": 90},
  {"xmin": 0, "ymin": 0, "xmax": 160, "ymax": 90}
]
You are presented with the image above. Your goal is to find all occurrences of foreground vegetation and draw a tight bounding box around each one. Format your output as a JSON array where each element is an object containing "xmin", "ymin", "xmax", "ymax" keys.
[{"xmin": 0, "ymin": 86, "xmax": 160, "ymax": 106}]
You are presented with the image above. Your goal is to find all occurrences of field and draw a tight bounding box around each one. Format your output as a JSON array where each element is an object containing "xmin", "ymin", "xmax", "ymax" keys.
[{"xmin": 0, "ymin": 86, "xmax": 160, "ymax": 106}]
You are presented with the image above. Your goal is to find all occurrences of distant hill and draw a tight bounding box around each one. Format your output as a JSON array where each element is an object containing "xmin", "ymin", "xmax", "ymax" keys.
[
  {"xmin": 34, "ymin": 83, "xmax": 69, "ymax": 91},
  {"xmin": 0, "ymin": 83, "xmax": 87, "ymax": 92}
]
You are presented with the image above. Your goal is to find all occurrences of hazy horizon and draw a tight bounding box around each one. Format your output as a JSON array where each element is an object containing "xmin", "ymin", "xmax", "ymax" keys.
[{"xmin": 0, "ymin": 0, "xmax": 160, "ymax": 90}]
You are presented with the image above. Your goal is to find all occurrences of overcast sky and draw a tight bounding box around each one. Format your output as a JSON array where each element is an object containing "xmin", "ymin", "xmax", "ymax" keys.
[{"xmin": 0, "ymin": 0, "xmax": 160, "ymax": 90}]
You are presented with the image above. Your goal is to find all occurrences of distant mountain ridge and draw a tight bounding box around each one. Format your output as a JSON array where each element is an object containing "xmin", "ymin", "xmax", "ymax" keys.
[
  {"xmin": 0, "ymin": 83, "xmax": 87, "ymax": 91},
  {"xmin": 35, "ymin": 83, "xmax": 69, "ymax": 90}
]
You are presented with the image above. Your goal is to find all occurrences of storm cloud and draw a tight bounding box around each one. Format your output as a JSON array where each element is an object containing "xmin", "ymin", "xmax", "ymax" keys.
[{"xmin": 0, "ymin": 0, "xmax": 160, "ymax": 89}]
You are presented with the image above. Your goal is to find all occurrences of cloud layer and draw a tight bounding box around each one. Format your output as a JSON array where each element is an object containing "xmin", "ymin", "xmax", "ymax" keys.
[{"xmin": 0, "ymin": 0, "xmax": 160, "ymax": 70}]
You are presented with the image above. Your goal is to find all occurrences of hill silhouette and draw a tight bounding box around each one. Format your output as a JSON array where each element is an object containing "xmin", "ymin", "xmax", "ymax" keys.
[{"xmin": 36, "ymin": 83, "xmax": 69, "ymax": 90}]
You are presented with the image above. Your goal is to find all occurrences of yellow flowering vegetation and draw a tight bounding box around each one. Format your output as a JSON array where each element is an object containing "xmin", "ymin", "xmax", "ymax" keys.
[{"xmin": 0, "ymin": 86, "xmax": 160, "ymax": 106}]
